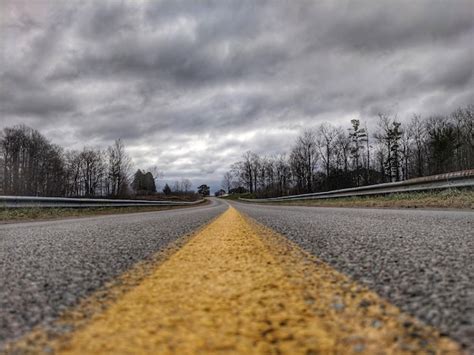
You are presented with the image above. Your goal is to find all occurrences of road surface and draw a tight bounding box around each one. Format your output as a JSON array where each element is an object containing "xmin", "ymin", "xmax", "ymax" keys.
[
  {"xmin": 1, "ymin": 198, "xmax": 472, "ymax": 352},
  {"xmin": 230, "ymin": 200, "xmax": 474, "ymax": 349},
  {"xmin": 1, "ymin": 199, "xmax": 227, "ymax": 348}
]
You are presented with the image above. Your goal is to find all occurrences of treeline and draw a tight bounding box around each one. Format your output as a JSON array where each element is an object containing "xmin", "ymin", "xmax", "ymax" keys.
[
  {"xmin": 1, "ymin": 125, "xmax": 133, "ymax": 197},
  {"xmin": 162, "ymin": 179, "xmax": 193, "ymax": 195},
  {"xmin": 131, "ymin": 173, "xmax": 202, "ymax": 200},
  {"xmin": 0, "ymin": 124, "xmax": 203, "ymax": 199},
  {"xmin": 224, "ymin": 106, "xmax": 473, "ymax": 198}
]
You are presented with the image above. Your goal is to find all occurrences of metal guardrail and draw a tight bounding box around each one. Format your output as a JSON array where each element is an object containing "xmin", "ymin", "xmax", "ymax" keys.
[
  {"xmin": 0, "ymin": 196, "xmax": 204, "ymax": 208},
  {"xmin": 240, "ymin": 169, "xmax": 474, "ymax": 202}
]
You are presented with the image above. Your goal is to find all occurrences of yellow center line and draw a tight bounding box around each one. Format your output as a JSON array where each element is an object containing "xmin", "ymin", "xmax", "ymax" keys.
[{"xmin": 8, "ymin": 207, "xmax": 462, "ymax": 354}]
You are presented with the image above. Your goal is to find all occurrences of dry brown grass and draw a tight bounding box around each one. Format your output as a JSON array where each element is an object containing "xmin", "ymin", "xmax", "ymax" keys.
[
  {"xmin": 266, "ymin": 189, "xmax": 474, "ymax": 210},
  {"xmin": 0, "ymin": 201, "xmax": 207, "ymax": 224}
]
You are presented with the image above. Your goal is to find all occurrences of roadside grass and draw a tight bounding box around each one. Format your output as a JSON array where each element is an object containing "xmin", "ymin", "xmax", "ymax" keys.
[
  {"xmin": 243, "ymin": 189, "xmax": 474, "ymax": 210},
  {"xmin": 0, "ymin": 203, "xmax": 205, "ymax": 224}
]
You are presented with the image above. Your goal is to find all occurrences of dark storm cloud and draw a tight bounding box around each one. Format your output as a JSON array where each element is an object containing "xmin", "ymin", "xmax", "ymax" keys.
[
  {"xmin": 1, "ymin": 0, "xmax": 473, "ymax": 190},
  {"xmin": 0, "ymin": 72, "xmax": 76, "ymax": 116}
]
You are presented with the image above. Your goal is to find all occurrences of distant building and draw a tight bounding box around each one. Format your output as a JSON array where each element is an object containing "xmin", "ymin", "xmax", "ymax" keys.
[{"xmin": 214, "ymin": 189, "xmax": 226, "ymax": 197}]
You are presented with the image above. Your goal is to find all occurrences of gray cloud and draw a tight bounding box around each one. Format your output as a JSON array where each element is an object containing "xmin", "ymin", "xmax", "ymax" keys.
[{"xmin": 1, "ymin": 0, "xmax": 473, "ymax": 192}]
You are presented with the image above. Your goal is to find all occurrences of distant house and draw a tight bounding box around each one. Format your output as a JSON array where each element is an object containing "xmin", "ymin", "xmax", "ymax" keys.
[{"xmin": 214, "ymin": 189, "xmax": 226, "ymax": 197}]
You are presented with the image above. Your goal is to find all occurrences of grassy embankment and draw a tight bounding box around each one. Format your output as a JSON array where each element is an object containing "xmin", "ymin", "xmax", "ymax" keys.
[
  {"xmin": 225, "ymin": 189, "xmax": 474, "ymax": 209},
  {"xmin": 0, "ymin": 201, "xmax": 207, "ymax": 224}
]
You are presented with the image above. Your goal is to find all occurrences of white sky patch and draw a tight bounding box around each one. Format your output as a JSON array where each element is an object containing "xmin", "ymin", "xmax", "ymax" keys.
[{"xmin": 156, "ymin": 15, "xmax": 197, "ymax": 41}]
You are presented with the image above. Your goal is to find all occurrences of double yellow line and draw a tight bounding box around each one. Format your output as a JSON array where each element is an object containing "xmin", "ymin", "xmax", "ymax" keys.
[{"xmin": 7, "ymin": 207, "xmax": 461, "ymax": 354}]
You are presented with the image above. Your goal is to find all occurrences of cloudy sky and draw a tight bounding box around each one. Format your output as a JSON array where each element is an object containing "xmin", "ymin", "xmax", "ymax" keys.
[{"xmin": 1, "ymin": 0, "xmax": 473, "ymax": 191}]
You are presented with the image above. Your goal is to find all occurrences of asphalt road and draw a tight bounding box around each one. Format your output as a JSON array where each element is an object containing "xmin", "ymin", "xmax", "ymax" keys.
[
  {"xmin": 230, "ymin": 201, "xmax": 474, "ymax": 350},
  {"xmin": 0, "ymin": 199, "xmax": 227, "ymax": 347},
  {"xmin": 2, "ymin": 198, "xmax": 473, "ymax": 351}
]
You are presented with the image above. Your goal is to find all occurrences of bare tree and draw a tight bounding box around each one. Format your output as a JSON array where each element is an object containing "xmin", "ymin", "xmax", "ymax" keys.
[
  {"xmin": 64, "ymin": 150, "xmax": 81, "ymax": 196},
  {"xmin": 79, "ymin": 148, "xmax": 106, "ymax": 197},
  {"xmin": 250, "ymin": 153, "xmax": 261, "ymax": 193},
  {"xmin": 107, "ymin": 139, "xmax": 132, "ymax": 197},
  {"xmin": 0, "ymin": 135, "xmax": 4, "ymax": 195},
  {"xmin": 400, "ymin": 128, "xmax": 413, "ymax": 180},
  {"xmin": 316, "ymin": 123, "xmax": 338, "ymax": 189},
  {"xmin": 290, "ymin": 130, "xmax": 318, "ymax": 193},
  {"xmin": 349, "ymin": 119, "xmax": 368, "ymax": 186},
  {"xmin": 232, "ymin": 151, "xmax": 258, "ymax": 193},
  {"xmin": 334, "ymin": 128, "xmax": 351, "ymax": 175},
  {"xmin": 375, "ymin": 114, "xmax": 403, "ymax": 182},
  {"xmin": 451, "ymin": 106, "xmax": 474, "ymax": 171},
  {"xmin": 181, "ymin": 178, "xmax": 192, "ymax": 193},
  {"xmin": 172, "ymin": 180, "xmax": 181, "ymax": 193},
  {"xmin": 274, "ymin": 154, "xmax": 291, "ymax": 196},
  {"xmin": 425, "ymin": 116, "xmax": 457, "ymax": 175},
  {"xmin": 1, "ymin": 125, "xmax": 65, "ymax": 196},
  {"xmin": 408, "ymin": 115, "xmax": 427, "ymax": 178},
  {"xmin": 221, "ymin": 171, "xmax": 234, "ymax": 193}
]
